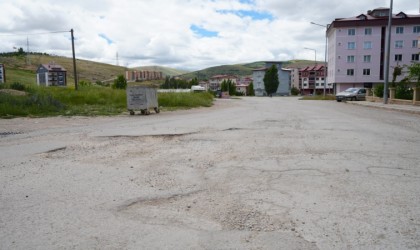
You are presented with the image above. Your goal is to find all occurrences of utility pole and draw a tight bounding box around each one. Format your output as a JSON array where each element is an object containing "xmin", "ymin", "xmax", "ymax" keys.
[
  {"xmin": 116, "ymin": 52, "xmax": 119, "ymax": 66},
  {"xmin": 26, "ymin": 36, "xmax": 30, "ymax": 65},
  {"xmin": 383, "ymin": 0, "xmax": 393, "ymax": 104},
  {"xmin": 71, "ymin": 29, "xmax": 78, "ymax": 90}
]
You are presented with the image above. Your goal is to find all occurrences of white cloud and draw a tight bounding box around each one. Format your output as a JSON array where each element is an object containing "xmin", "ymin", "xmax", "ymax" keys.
[{"xmin": 0, "ymin": 0, "xmax": 418, "ymax": 70}]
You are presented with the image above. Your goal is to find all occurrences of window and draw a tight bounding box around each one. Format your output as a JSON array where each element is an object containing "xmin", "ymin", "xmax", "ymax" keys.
[
  {"xmin": 348, "ymin": 42, "xmax": 356, "ymax": 50},
  {"xmin": 347, "ymin": 55, "xmax": 355, "ymax": 63},
  {"xmin": 347, "ymin": 69, "xmax": 354, "ymax": 76},
  {"xmin": 395, "ymin": 54, "xmax": 402, "ymax": 61},
  {"xmin": 365, "ymin": 28, "xmax": 372, "ymax": 35},
  {"xmin": 363, "ymin": 41, "xmax": 372, "ymax": 49},
  {"xmin": 414, "ymin": 26, "xmax": 420, "ymax": 33},
  {"xmin": 348, "ymin": 29, "xmax": 355, "ymax": 36},
  {"xmin": 413, "ymin": 40, "xmax": 419, "ymax": 48},
  {"xmin": 363, "ymin": 69, "xmax": 371, "ymax": 75},
  {"xmin": 396, "ymin": 27, "xmax": 404, "ymax": 34},
  {"xmin": 364, "ymin": 55, "xmax": 371, "ymax": 63},
  {"xmin": 395, "ymin": 40, "xmax": 403, "ymax": 48},
  {"xmin": 412, "ymin": 54, "xmax": 420, "ymax": 61}
]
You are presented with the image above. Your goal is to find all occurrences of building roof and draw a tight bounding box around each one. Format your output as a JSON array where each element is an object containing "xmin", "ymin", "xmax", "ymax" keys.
[
  {"xmin": 328, "ymin": 7, "xmax": 420, "ymax": 31},
  {"xmin": 300, "ymin": 64, "xmax": 326, "ymax": 72},
  {"xmin": 40, "ymin": 63, "xmax": 66, "ymax": 71}
]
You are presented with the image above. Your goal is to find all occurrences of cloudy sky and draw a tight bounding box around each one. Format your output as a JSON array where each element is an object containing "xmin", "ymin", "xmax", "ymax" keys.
[{"xmin": 0, "ymin": 0, "xmax": 418, "ymax": 70}]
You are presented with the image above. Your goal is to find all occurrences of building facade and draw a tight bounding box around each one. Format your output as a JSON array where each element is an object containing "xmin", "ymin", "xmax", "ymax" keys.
[
  {"xmin": 327, "ymin": 7, "xmax": 420, "ymax": 92},
  {"xmin": 208, "ymin": 75, "xmax": 237, "ymax": 91},
  {"xmin": 252, "ymin": 62, "xmax": 291, "ymax": 96},
  {"xmin": 300, "ymin": 64, "xmax": 332, "ymax": 95},
  {"xmin": 125, "ymin": 70, "xmax": 163, "ymax": 82},
  {"xmin": 289, "ymin": 68, "xmax": 300, "ymax": 91},
  {"xmin": 36, "ymin": 63, "xmax": 66, "ymax": 86},
  {"xmin": 0, "ymin": 64, "xmax": 5, "ymax": 83}
]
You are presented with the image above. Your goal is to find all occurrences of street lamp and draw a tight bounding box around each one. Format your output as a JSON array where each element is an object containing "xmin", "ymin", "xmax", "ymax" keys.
[
  {"xmin": 304, "ymin": 47, "xmax": 317, "ymax": 95},
  {"xmin": 310, "ymin": 22, "xmax": 328, "ymax": 97}
]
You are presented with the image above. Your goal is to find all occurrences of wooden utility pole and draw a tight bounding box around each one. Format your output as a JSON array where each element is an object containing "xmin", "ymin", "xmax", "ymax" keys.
[{"xmin": 71, "ymin": 29, "xmax": 78, "ymax": 90}]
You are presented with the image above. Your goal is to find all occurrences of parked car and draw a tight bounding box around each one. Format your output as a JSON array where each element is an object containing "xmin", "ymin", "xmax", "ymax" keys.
[{"xmin": 336, "ymin": 88, "xmax": 366, "ymax": 102}]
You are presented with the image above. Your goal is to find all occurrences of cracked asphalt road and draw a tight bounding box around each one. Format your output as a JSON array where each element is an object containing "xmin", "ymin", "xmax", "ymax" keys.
[{"xmin": 1, "ymin": 97, "xmax": 420, "ymax": 249}]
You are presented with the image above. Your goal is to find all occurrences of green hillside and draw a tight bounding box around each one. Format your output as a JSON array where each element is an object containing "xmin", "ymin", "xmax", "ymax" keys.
[
  {"xmin": 0, "ymin": 54, "xmax": 187, "ymax": 86},
  {"xmin": 1, "ymin": 54, "xmax": 319, "ymax": 86},
  {"xmin": 180, "ymin": 60, "xmax": 318, "ymax": 80},
  {"xmin": 0, "ymin": 54, "xmax": 128, "ymax": 86}
]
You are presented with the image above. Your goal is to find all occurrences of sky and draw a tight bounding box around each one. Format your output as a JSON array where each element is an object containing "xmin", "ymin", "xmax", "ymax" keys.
[{"xmin": 0, "ymin": 0, "xmax": 418, "ymax": 71}]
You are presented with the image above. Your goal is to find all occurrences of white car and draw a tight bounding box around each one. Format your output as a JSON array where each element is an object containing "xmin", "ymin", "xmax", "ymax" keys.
[{"xmin": 336, "ymin": 88, "xmax": 366, "ymax": 102}]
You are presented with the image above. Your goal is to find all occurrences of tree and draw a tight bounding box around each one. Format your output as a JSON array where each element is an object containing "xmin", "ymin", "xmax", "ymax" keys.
[
  {"xmin": 391, "ymin": 65, "xmax": 402, "ymax": 87},
  {"xmin": 248, "ymin": 82, "xmax": 255, "ymax": 96},
  {"xmin": 221, "ymin": 80, "xmax": 228, "ymax": 92},
  {"xmin": 190, "ymin": 77, "xmax": 199, "ymax": 86},
  {"xmin": 408, "ymin": 62, "xmax": 420, "ymax": 86},
  {"xmin": 17, "ymin": 47, "xmax": 25, "ymax": 55},
  {"xmin": 228, "ymin": 79, "xmax": 236, "ymax": 96},
  {"xmin": 112, "ymin": 75, "xmax": 127, "ymax": 89},
  {"xmin": 263, "ymin": 65, "xmax": 280, "ymax": 96}
]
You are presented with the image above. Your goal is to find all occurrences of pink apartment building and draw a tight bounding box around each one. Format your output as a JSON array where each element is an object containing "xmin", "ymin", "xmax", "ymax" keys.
[{"xmin": 327, "ymin": 7, "xmax": 420, "ymax": 93}]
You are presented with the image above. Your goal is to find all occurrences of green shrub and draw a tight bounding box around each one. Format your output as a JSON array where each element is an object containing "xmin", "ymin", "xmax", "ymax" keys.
[
  {"xmin": 112, "ymin": 75, "xmax": 127, "ymax": 89},
  {"xmin": 291, "ymin": 86, "xmax": 300, "ymax": 96},
  {"xmin": 79, "ymin": 80, "xmax": 92, "ymax": 87},
  {"xmin": 373, "ymin": 84, "xmax": 384, "ymax": 97},
  {"xmin": 10, "ymin": 82, "xmax": 25, "ymax": 91},
  {"xmin": 395, "ymin": 82, "xmax": 413, "ymax": 100}
]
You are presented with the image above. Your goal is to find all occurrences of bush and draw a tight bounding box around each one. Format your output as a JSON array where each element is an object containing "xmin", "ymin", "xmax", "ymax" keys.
[
  {"xmin": 10, "ymin": 82, "xmax": 25, "ymax": 91},
  {"xmin": 395, "ymin": 81, "xmax": 413, "ymax": 100},
  {"xmin": 373, "ymin": 84, "xmax": 384, "ymax": 97},
  {"xmin": 112, "ymin": 75, "xmax": 127, "ymax": 89},
  {"xmin": 79, "ymin": 80, "xmax": 92, "ymax": 87},
  {"xmin": 291, "ymin": 86, "xmax": 300, "ymax": 96}
]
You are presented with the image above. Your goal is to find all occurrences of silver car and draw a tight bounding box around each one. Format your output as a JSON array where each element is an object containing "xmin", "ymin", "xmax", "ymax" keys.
[{"xmin": 336, "ymin": 88, "xmax": 366, "ymax": 102}]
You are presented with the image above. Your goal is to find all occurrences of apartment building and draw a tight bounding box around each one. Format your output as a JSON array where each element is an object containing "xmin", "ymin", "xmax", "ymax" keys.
[
  {"xmin": 252, "ymin": 61, "xmax": 291, "ymax": 96},
  {"xmin": 208, "ymin": 75, "xmax": 237, "ymax": 91},
  {"xmin": 300, "ymin": 64, "xmax": 332, "ymax": 95},
  {"xmin": 36, "ymin": 63, "xmax": 67, "ymax": 86},
  {"xmin": 327, "ymin": 7, "xmax": 420, "ymax": 92},
  {"xmin": 0, "ymin": 64, "xmax": 5, "ymax": 83}
]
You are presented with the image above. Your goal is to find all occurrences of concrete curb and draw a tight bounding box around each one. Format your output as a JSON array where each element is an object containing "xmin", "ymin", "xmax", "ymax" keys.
[{"xmin": 347, "ymin": 101, "xmax": 420, "ymax": 115}]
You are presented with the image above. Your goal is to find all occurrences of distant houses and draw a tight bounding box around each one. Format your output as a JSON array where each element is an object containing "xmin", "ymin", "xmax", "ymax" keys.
[
  {"xmin": 0, "ymin": 64, "xmax": 5, "ymax": 83},
  {"xmin": 125, "ymin": 70, "xmax": 163, "ymax": 82},
  {"xmin": 36, "ymin": 63, "xmax": 67, "ymax": 86}
]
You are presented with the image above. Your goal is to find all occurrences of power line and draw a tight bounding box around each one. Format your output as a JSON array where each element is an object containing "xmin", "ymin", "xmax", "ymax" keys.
[{"xmin": 0, "ymin": 30, "xmax": 69, "ymax": 37}]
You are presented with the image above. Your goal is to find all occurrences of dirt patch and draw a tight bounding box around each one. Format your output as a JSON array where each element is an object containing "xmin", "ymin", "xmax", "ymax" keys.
[{"xmin": 0, "ymin": 89, "xmax": 27, "ymax": 96}]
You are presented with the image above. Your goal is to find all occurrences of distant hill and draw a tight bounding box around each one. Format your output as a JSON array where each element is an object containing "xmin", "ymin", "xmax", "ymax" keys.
[
  {"xmin": 0, "ymin": 54, "xmax": 128, "ymax": 85},
  {"xmin": 179, "ymin": 60, "xmax": 319, "ymax": 80},
  {"xmin": 1, "ymin": 54, "xmax": 320, "ymax": 86},
  {"xmin": 0, "ymin": 54, "xmax": 186, "ymax": 85},
  {"xmin": 131, "ymin": 65, "xmax": 189, "ymax": 77}
]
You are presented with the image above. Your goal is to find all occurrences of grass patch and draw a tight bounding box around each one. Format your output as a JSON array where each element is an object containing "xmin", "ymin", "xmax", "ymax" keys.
[
  {"xmin": 299, "ymin": 95, "xmax": 336, "ymax": 101},
  {"xmin": 158, "ymin": 92, "xmax": 214, "ymax": 110},
  {"xmin": 0, "ymin": 84, "xmax": 214, "ymax": 118}
]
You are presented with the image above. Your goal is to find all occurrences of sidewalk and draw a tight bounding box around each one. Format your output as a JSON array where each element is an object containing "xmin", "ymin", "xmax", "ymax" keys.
[{"xmin": 347, "ymin": 101, "xmax": 420, "ymax": 115}]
